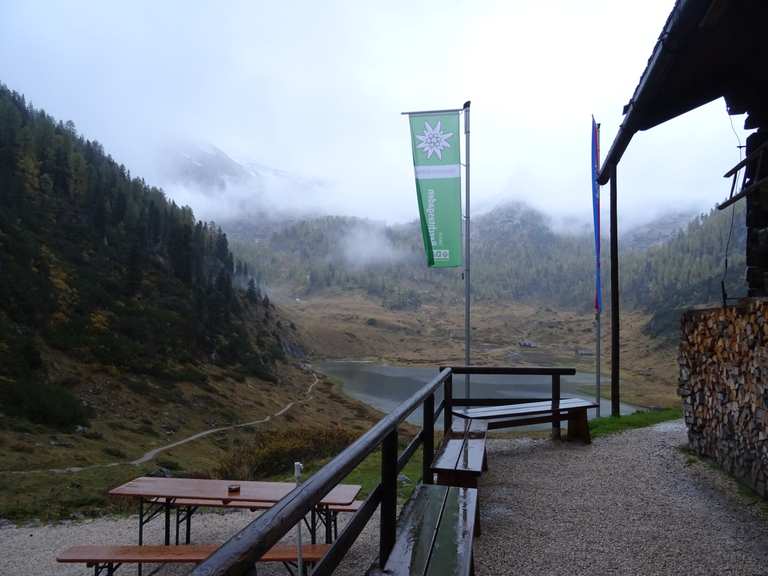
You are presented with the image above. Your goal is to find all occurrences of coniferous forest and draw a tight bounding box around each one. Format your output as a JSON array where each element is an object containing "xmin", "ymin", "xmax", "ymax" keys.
[
  {"xmin": 0, "ymin": 85, "xmax": 285, "ymax": 429},
  {"xmin": 230, "ymin": 201, "xmax": 747, "ymax": 331}
]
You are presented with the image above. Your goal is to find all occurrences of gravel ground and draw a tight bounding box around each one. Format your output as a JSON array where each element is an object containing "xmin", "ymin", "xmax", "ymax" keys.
[
  {"xmin": 3, "ymin": 420, "xmax": 768, "ymax": 575},
  {"xmin": 475, "ymin": 420, "xmax": 768, "ymax": 576}
]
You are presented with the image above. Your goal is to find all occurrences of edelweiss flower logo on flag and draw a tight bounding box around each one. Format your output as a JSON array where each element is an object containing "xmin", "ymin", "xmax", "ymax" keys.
[{"xmin": 416, "ymin": 121, "xmax": 453, "ymax": 160}]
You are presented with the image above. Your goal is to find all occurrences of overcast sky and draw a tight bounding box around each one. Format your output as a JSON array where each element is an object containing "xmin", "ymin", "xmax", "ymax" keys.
[{"xmin": 0, "ymin": 0, "xmax": 750, "ymax": 228}]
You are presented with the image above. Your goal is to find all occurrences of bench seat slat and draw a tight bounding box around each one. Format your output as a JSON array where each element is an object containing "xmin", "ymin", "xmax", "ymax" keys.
[
  {"xmin": 384, "ymin": 484, "xmax": 448, "ymax": 575},
  {"xmin": 379, "ymin": 485, "xmax": 477, "ymax": 576},
  {"xmin": 57, "ymin": 544, "xmax": 330, "ymax": 564},
  {"xmin": 424, "ymin": 486, "xmax": 477, "ymax": 576},
  {"xmin": 454, "ymin": 398, "xmax": 597, "ymax": 420},
  {"xmin": 57, "ymin": 545, "xmax": 217, "ymax": 563},
  {"xmin": 432, "ymin": 438, "xmax": 484, "ymax": 475},
  {"xmin": 328, "ymin": 499, "xmax": 363, "ymax": 513},
  {"xmin": 449, "ymin": 419, "xmax": 487, "ymax": 438}
]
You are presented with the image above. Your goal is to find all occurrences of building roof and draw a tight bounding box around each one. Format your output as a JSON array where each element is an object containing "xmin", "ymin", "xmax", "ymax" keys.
[{"xmin": 598, "ymin": 0, "xmax": 768, "ymax": 184}]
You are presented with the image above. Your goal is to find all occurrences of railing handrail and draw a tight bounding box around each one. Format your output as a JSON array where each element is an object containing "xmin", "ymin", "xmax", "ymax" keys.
[
  {"xmin": 189, "ymin": 367, "xmax": 452, "ymax": 576},
  {"xmin": 445, "ymin": 365, "xmax": 576, "ymax": 376}
]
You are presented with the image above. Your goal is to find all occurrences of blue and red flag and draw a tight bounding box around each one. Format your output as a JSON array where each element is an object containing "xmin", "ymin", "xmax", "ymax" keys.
[{"xmin": 591, "ymin": 117, "xmax": 602, "ymax": 313}]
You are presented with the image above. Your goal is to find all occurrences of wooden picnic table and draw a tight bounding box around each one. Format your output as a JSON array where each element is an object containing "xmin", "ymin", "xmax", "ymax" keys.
[
  {"xmin": 110, "ymin": 476, "xmax": 360, "ymax": 506},
  {"xmin": 110, "ymin": 476, "xmax": 361, "ymax": 573}
]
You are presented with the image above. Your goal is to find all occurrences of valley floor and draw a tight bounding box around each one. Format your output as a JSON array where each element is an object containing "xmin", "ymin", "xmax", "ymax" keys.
[
  {"xmin": 8, "ymin": 421, "xmax": 768, "ymax": 575},
  {"xmin": 283, "ymin": 292, "xmax": 681, "ymax": 408}
]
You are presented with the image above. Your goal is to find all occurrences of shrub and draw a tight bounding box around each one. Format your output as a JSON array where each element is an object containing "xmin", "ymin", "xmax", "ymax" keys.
[
  {"xmin": 102, "ymin": 446, "xmax": 127, "ymax": 459},
  {"xmin": 214, "ymin": 427, "xmax": 358, "ymax": 480},
  {"xmin": 2, "ymin": 378, "xmax": 90, "ymax": 430},
  {"xmin": 156, "ymin": 458, "xmax": 182, "ymax": 471}
]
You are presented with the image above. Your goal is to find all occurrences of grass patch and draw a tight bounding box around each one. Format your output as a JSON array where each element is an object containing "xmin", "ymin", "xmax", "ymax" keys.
[
  {"xmin": 214, "ymin": 426, "xmax": 359, "ymax": 480},
  {"xmin": 589, "ymin": 407, "xmax": 682, "ymax": 439},
  {"xmin": 271, "ymin": 441, "xmax": 422, "ymax": 504},
  {"xmin": 102, "ymin": 446, "xmax": 127, "ymax": 459},
  {"xmin": 0, "ymin": 464, "xmax": 148, "ymax": 521}
]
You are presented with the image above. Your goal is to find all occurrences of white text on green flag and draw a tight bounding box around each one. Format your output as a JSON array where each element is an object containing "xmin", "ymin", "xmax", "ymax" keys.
[{"xmin": 408, "ymin": 112, "xmax": 463, "ymax": 268}]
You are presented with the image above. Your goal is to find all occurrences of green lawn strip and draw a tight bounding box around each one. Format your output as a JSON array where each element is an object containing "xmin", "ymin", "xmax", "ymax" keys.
[
  {"xmin": 0, "ymin": 463, "xmax": 152, "ymax": 522},
  {"xmin": 589, "ymin": 407, "xmax": 682, "ymax": 439}
]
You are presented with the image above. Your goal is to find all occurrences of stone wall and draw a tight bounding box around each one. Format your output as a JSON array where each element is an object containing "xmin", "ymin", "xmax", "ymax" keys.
[{"xmin": 678, "ymin": 299, "xmax": 768, "ymax": 497}]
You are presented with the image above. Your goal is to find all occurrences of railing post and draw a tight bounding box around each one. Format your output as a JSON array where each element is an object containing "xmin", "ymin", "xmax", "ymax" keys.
[
  {"xmin": 380, "ymin": 429, "xmax": 398, "ymax": 567},
  {"xmin": 552, "ymin": 374, "xmax": 561, "ymax": 440},
  {"xmin": 423, "ymin": 393, "xmax": 434, "ymax": 485},
  {"xmin": 444, "ymin": 373, "xmax": 453, "ymax": 433}
]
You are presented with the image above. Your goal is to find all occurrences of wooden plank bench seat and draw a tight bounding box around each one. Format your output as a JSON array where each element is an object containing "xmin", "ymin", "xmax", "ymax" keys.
[
  {"xmin": 454, "ymin": 398, "xmax": 598, "ymax": 443},
  {"xmin": 430, "ymin": 419, "xmax": 487, "ymax": 537},
  {"xmin": 57, "ymin": 543, "xmax": 330, "ymax": 575},
  {"xmin": 431, "ymin": 419, "xmax": 488, "ymax": 489},
  {"xmin": 368, "ymin": 484, "xmax": 477, "ymax": 576}
]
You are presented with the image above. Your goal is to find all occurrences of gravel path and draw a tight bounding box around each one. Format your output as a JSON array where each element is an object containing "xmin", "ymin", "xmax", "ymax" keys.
[
  {"xmin": 475, "ymin": 420, "xmax": 768, "ymax": 575},
  {"xmin": 2, "ymin": 420, "xmax": 768, "ymax": 575}
]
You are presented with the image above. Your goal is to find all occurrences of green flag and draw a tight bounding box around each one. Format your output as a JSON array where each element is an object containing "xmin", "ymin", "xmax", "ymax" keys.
[{"xmin": 408, "ymin": 112, "xmax": 463, "ymax": 268}]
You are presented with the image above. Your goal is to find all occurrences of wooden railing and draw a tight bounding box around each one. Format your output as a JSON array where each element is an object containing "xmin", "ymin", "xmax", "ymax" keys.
[{"xmin": 189, "ymin": 365, "xmax": 573, "ymax": 576}]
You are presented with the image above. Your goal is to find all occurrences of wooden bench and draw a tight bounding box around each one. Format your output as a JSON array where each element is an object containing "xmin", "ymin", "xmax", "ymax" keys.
[
  {"xmin": 430, "ymin": 419, "xmax": 487, "ymax": 537},
  {"xmin": 431, "ymin": 419, "xmax": 488, "ymax": 488},
  {"xmin": 57, "ymin": 543, "xmax": 330, "ymax": 576},
  {"xmin": 368, "ymin": 484, "xmax": 477, "ymax": 576},
  {"xmin": 453, "ymin": 397, "xmax": 598, "ymax": 443}
]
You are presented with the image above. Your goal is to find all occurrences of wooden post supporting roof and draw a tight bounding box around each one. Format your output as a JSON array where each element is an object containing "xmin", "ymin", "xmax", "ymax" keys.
[{"xmin": 609, "ymin": 164, "xmax": 620, "ymax": 417}]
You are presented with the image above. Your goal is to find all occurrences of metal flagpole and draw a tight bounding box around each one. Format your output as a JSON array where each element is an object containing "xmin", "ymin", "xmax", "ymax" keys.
[
  {"xmin": 294, "ymin": 462, "xmax": 304, "ymax": 576},
  {"xmin": 595, "ymin": 311, "xmax": 601, "ymax": 417},
  {"xmin": 593, "ymin": 119, "xmax": 602, "ymax": 417},
  {"xmin": 463, "ymin": 101, "xmax": 471, "ymax": 399}
]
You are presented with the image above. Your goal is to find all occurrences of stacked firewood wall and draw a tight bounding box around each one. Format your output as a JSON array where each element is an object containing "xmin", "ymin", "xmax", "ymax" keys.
[{"xmin": 678, "ymin": 300, "xmax": 768, "ymax": 497}]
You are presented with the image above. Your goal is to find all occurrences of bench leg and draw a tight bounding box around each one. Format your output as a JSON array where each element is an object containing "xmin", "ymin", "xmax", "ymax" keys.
[
  {"xmin": 310, "ymin": 507, "xmax": 317, "ymax": 544},
  {"xmin": 567, "ymin": 409, "xmax": 591, "ymax": 444},
  {"xmin": 475, "ymin": 496, "xmax": 481, "ymax": 538},
  {"xmin": 325, "ymin": 506, "xmax": 333, "ymax": 543},
  {"xmin": 93, "ymin": 562, "xmax": 120, "ymax": 576},
  {"xmin": 482, "ymin": 447, "xmax": 488, "ymax": 472}
]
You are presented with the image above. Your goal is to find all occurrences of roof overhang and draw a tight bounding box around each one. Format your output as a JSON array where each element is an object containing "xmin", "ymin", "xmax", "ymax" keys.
[{"xmin": 598, "ymin": 0, "xmax": 768, "ymax": 184}]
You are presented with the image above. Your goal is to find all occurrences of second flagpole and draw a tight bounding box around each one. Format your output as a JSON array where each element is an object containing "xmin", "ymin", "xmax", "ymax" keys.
[{"xmin": 463, "ymin": 100, "xmax": 471, "ymax": 398}]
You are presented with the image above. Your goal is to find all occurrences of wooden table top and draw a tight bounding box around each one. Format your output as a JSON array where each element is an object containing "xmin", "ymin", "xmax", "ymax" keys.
[{"xmin": 109, "ymin": 477, "xmax": 361, "ymax": 506}]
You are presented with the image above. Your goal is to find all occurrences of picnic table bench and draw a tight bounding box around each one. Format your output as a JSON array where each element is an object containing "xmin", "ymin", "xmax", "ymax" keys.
[
  {"xmin": 62, "ymin": 476, "xmax": 361, "ymax": 576},
  {"xmin": 109, "ymin": 476, "xmax": 360, "ymax": 550},
  {"xmin": 57, "ymin": 543, "xmax": 330, "ymax": 576},
  {"xmin": 368, "ymin": 484, "xmax": 477, "ymax": 576}
]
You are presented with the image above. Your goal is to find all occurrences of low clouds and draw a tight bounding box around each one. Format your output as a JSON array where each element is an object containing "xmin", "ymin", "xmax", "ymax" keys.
[
  {"xmin": 0, "ymin": 0, "xmax": 750, "ymax": 229},
  {"xmin": 339, "ymin": 224, "xmax": 411, "ymax": 268}
]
